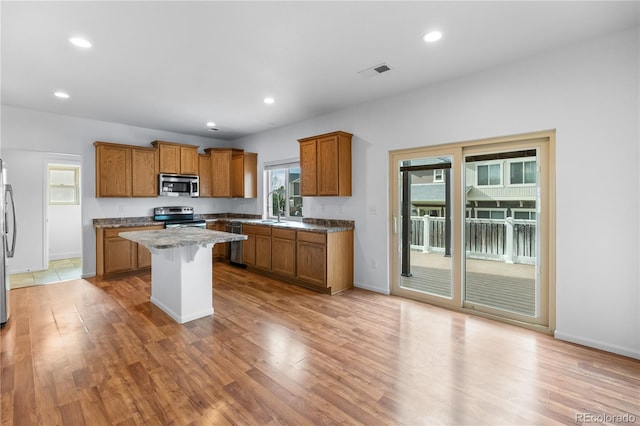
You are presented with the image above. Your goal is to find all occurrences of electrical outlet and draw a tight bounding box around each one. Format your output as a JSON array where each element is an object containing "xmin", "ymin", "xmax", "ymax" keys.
[{"xmin": 370, "ymin": 259, "xmax": 377, "ymax": 269}]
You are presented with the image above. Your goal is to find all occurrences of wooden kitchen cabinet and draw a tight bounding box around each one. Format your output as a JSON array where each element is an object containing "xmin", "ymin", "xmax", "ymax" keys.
[
  {"xmin": 271, "ymin": 228, "xmax": 296, "ymax": 277},
  {"xmin": 296, "ymin": 229, "xmax": 354, "ymax": 294},
  {"xmin": 243, "ymin": 225, "xmax": 354, "ymax": 295},
  {"xmin": 242, "ymin": 224, "xmax": 271, "ymax": 270},
  {"xmin": 206, "ymin": 148, "xmax": 257, "ymax": 198},
  {"xmin": 207, "ymin": 221, "xmax": 229, "ymax": 261},
  {"xmin": 231, "ymin": 151, "xmax": 257, "ymax": 198},
  {"xmin": 152, "ymin": 140, "xmax": 199, "ymax": 175},
  {"xmin": 298, "ymin": 131, "xmax": 352, "ymax": 196},
  {"xmin": 198, "ymin": 154, "xmax": 212, "ymax": 197},
  {"xmin": 95, "ymin": 142, "xmax": 132, "ymax": 197},
  {"xmin": 206, "ymin": 148, "xmax": 234, "ymax": 197},
  {"xmin": 96, "ymin": 225, "xmax": 164, "ymax": 279},
  {"xmin": 131, "ymin": 147, "xmax": 158, "ymax": 197}
]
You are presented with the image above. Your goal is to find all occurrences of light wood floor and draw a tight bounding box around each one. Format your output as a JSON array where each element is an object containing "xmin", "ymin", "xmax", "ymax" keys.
[{"xmin": 1, "ymin": 263, "xmax": 638, "ymax": 425}]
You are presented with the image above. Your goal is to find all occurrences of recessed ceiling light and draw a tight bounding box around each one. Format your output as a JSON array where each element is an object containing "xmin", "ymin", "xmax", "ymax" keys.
[
  {"xmin": 264, "ymin": 97, "xmax": 275, "ymax": 105},
  {"xmin": 54, "ymin": 91, "xmax": 70, "ymax": 99},
  {"xmin": 69, "ymin": 37, "xmax": 92, "ymax": 48},
  {"xmin": 206, "ymin": 121, "xmax": 216, "ymax": 127},
  {"xmin": 423, "ymin": 31, "xmax": 443, "ymax": 43}
]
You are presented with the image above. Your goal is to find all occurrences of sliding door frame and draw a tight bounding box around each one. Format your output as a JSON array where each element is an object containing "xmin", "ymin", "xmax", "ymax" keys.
[{"xmin": 389, "ymin": 130, "xmax": 556, "ymax": 334}]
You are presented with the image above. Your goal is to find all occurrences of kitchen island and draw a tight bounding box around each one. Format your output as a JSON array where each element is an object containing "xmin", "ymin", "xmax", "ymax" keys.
[{"xmin": 119, "ymin": 228, "xmax": 247, "ymax": 324}]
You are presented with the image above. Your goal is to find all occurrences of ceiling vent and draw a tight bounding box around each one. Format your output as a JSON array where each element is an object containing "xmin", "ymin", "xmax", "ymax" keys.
[{"xmin": 358, "ymin": 62, "xmax": 392, "ymax": 79}]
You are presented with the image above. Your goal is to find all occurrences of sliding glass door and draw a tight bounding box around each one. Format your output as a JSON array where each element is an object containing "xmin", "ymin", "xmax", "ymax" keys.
[{"xmin": 390, "ymin": 132, "xmax": 554, "ymax": 330}]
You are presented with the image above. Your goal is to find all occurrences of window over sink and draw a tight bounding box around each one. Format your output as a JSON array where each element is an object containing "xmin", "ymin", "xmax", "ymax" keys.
[{"xmin": 264, "ymin": 159, "xmax": 303, "ymax": 220}]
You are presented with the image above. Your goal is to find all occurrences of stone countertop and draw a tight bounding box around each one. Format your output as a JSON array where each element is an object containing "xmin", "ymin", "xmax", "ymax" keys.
[
  {"xmin": 95, "ymin": 215, "xmax": 354, "ymax": 233},
  {"xmin": 208, "ymin": 218, "xmax": 354, "ymax": 233},
  {"xmin": 93, "ymin": 216, "xmax": 164, "ymax": 229},
  {"xmin": 119, "ymin": 228, "xmax": 247, "ymax": 250}
]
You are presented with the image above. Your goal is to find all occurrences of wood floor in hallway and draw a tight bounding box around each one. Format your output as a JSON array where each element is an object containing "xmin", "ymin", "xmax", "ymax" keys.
[{"xmin": 1, "ymin": 262, "xmax": 638, "ymax": 425}]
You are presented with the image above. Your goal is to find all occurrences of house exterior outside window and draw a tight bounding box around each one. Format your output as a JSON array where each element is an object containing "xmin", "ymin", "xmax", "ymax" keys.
[
  {"xmin": 509, "ymin": 160, "xmax": 536, "ymax": 185},
  {"xmin": 476, "ymin": 163, "xmax": 502, "ymax": 186}
]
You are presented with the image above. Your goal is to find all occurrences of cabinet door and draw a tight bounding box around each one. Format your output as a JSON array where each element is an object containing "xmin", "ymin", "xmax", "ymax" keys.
[
  {"xmin": 95, "ymin": 144, "xmax": 131, "ymax": 197},
  {"xmin": 299, "ymin": 140, "xmax": 317, "ymax": 196},
  {"xmin": 104, "ymin": 238, "xmax": 137, "ymax": 274},
  {"xmin": 158, "ymin": 144, "xmax": 180, "ymax": 174},
  {"xmin": 272, "ymin": 237, "xmax": 296, "ymax": 277},
  {"xmin": 317, "ymin": 135, "xmax": 339, "ymax": 196},
  {"xmin": 255, "ymin": 234, "xmax": 272, "ymax": 271},
  {"xmin": 137, "ymin": 244, "xmax": 153, "ymax": 269},
  {"xmin": 297, "ymin": 241, "xmax": 326, "ymax": 287},
  {"xmin": 198, "ymin": 155, "xmax": 212, "ymax": 197},
  {"xmin": 131, "ymin": 148, "xmax": 158, "ymax": 197},
  {"xmin": 211, "ymin": 150, "xmax": 232, "ymax": 197},
  {"xmin": 180, "ymin": 146, "xmax": 199, "ymax": 175},
  {"xmin": 231, "ymin": 154, "xmax": 244, "ymax": 198},
  {"xmin": 243, "ymin": 234, "xmax": 256, "ymax": 266}
]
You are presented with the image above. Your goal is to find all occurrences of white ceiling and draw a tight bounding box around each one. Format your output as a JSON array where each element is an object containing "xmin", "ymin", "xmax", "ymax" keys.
[{"xmin": 2, "ymin": 1, "xmax": 638, "ymax": 140}]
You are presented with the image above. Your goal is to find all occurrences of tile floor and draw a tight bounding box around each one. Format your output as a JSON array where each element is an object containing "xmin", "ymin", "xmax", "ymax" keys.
[{"xmin": 9, "ymin": 257, "xmax": 82, "ymax": 289}]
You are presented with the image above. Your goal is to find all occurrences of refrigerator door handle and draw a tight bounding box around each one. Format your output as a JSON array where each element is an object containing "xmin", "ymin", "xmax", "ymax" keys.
[{"xmin": 5, "ymin": 184, "xmax": 16, "ymax": 258}]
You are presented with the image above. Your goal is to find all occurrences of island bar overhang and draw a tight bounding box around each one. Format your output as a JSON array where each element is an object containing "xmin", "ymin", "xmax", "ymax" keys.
[{"xmin": 119, "ymin": 228, "xmax": 247, "ymax": 324}]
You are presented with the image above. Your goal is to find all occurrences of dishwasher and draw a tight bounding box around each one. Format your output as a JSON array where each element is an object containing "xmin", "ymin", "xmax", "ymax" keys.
[{"xmin": 226, "ymin": 221, "xmax": 244, "ymax": 265}]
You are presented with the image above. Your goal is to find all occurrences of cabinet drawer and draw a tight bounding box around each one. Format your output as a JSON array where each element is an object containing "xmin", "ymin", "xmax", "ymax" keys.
[
  {"xmin": 297, "ymin": 231, "xmax": 326, "ymax": 244},
  {"xmin": 272, "ymin": 228, "xmax": 296, "ymax": 240},
  {"xmin": 244, "ymin": 224, "xmax": 271, "ymax": 236}
]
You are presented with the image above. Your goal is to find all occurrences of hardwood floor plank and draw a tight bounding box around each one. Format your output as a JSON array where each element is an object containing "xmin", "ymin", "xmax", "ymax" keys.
[{"xmin": 1, "ymin": 265, "xmax": 638, "ymax": 425}]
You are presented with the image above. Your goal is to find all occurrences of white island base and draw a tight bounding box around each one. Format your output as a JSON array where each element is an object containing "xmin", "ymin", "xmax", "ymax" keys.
[
  {"xmin": 118, "ymin": 228, "xmax": 247, "ymax": 324},
  {"xmin": 149, "ymin": 243, "xmax": 215, "ymax": 324}
]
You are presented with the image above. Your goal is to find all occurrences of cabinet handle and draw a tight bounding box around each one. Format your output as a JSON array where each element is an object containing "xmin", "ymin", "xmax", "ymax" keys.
[{"xmin": 393, "ymin": 216, "xmax": 397, "ymax": 234}]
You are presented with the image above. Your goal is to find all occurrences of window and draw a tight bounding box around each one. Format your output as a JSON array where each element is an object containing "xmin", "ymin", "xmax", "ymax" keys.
[
  {"xmin": 475, "ymin": 209, "xmax": 506, "ymax": 219},
  {"xmin": 477, "ymin": 163, "xmax": 502, "ymax": 186},
  {"xmin": 265, "ymin": 161, "xmax": 303, "ymax": 219},
  {"xmin": 434, "ymin": 169, "xmax": 444, "ymax": 182},
  {"xmin": 510, "ymin": 160, "xmax": 536, "ymax": 185},
  {"xmin": 513, "ymin": 209, "xmax": 536, "ymax": 220},
  {"xmin": 49, "ymin": 166, "xmax": 79, "ymax": 205}
]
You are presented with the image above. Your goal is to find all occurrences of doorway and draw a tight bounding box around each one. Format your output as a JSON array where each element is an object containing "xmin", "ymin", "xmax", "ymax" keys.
[
  {"xmin": 390, "ymin": 131, "xmax": 555, "ymax": 332},
  {"xmin": 7, "ymin": 155, "xmax": 82, "ymax": 288}
]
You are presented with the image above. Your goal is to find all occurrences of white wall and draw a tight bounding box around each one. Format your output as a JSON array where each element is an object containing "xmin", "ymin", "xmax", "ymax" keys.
[
  {"xmin": 1, "ymin": 27, "xmax": 637, "ymax": 359},
  {"xmin": 233, "ymin": 27, "xmax": 640, "ymax": 359},
  {"xmin": 0, "ymin": 110, "xmax": 237, "ymax": 276}
]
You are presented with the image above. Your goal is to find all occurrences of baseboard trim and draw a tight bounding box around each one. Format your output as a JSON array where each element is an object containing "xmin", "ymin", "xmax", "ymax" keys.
[
  {"xmin": 555, "ymin": 330, "xmax": 640, "ymax": 360},
  {"xmin": 354, "ymin": 281, "xmax": 390, "ymax": 295}
]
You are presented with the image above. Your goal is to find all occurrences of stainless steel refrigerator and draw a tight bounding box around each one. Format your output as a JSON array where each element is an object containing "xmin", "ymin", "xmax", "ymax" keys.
[{"xmin": 0, "ymin": 159, "xmax": 17, "ymax": 327}]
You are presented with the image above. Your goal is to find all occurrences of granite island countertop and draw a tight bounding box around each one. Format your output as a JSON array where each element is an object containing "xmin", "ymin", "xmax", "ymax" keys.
[
  {"xmin": 119, "ymin": 228, "xmax": 247, "ymax": 250},
  {"xmin": 95, "ymin": 215, "xmax": 354, "ymax": 233}
]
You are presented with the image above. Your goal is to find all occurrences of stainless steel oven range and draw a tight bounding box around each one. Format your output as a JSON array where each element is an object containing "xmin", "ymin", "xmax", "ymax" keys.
[{"xmin": 154, "ymin": 206, "xmax": 206, "ymax": 228}]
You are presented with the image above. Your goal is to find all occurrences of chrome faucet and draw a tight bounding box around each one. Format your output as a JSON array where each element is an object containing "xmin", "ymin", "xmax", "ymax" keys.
[{"xmin": 268, "ymin": 187, "xmax": 285, "ymax": 222}]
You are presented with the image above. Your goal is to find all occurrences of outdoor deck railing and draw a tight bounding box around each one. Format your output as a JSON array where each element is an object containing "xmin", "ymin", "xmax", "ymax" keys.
[{"xmin": 409, "ymin": 216, "xmax": 536, "ymax": 265}]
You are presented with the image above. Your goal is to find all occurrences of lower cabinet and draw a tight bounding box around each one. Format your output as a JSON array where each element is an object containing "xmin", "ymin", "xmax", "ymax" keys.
[
  {"xmin": 271, "ymin": 228, "xmax": 296, "ymax": 277},
  {"xmin": 242, "ymin": 224, "xmax": 271, "ymax": 270},
  {"xmin": 243, "ymin": 225, "xmax": 354, "ymax": 295},
  {"xmin": 296, "ymin": 232, "xmax": 326, "ymax": 287},
  {"xmin": 207, "ymin": 222, "xmax": 229, "ymax": 261},
  {"xmin": 96, "ymin": 225, "xmax": 164, "ymax": 279}
]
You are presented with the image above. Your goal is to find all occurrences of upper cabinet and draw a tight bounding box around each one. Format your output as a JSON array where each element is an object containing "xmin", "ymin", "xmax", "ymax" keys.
[
  {"xmin": 95, "ymin": 142, "xmax": 132, "ymax": 197},
  {"xmin": 131, "ymin": 147, "xmax": 159, "ymax": 197},
  {"xmin": 151, "ymin": 140, "xmax": 199, "ymax": 175},
  {"xmin": 298, "ymin": 131, "xmax": 352, "ymax": 196},
  {"xmin": 95, "ymin": 141, "xmax": 157, "ymax": 197},
  {"xmin": 95, "ymin": 140, "xmax": 256, "ymax": 198},
  {"xmin": 198, "ymin": 154, "xmax": 212, "ymax": 197},
  {"xmin": 205, "ymin": 148, "xmax": 257, "ymax": 198},
  {"xmin": 232, "ymin": 151, "xmax": 257, "ymax": 198}
]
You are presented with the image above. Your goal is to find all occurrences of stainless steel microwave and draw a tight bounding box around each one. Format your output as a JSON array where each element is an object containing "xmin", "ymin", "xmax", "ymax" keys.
[{"xmin": 159, "ymin": 174, "xmax": 199, "ymax": 197}]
